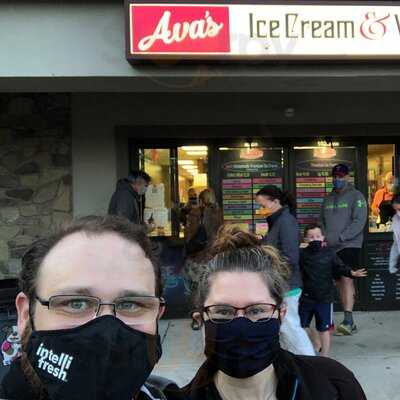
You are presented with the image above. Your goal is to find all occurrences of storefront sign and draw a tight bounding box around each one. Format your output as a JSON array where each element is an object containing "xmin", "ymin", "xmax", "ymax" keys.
[{"xmin": 126, "ymin": 2, "xmax": 400, "ymax": 60}]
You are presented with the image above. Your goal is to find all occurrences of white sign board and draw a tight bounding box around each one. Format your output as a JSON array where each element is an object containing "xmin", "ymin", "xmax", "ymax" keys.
[{"xmin": 127, "ymin": 3, "xmax": 400, "ymax": 59}]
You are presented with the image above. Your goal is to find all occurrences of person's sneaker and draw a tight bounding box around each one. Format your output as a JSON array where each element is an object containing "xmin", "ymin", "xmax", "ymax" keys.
[
  {"xmin": 350, "ymin": 324, "xmax": 358, "ymax": 334},
  {"xmin": 335, "ymin": 322, "xmax": 357, "ymax": 336}
]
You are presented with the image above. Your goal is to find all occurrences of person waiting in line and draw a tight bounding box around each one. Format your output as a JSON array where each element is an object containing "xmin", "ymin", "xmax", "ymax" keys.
[
  {"xmin": 180, "ymin": 188, "xmax": 198, "ymax": 228},
  {"xmin": 185, "ymin": 188, "xmax": 222, "ymax": 254},
  {"xmin": 184, "ymin": 225, "xmax": 367, "ymax": 400},
  {"xmin": 256, "ymin": 185, "xmax": 315, "ymax": 356},
  {"xmin": 0, "ymin": 216, "xmax": 183, "ymax": 400},
  {"xmin": 371, "ymin": 172, "xmax": 395, "ymax": 226},
  {"xmin": 108, "ymin": 170, "xmax": 155, "ymax": 232},
  {"xmin": 389, "ymin": 193, "xmax": 400, "ymax": 274},
  {"xmin": 320, "ymin": 164, "xmax": 368, "ymax": 337},
  {"xmin": 300, "ymin": 224, "xmax": 367, "ymax": 357},
  {"xmin": 184, "ymin": 189, "xmax": 223, "ymax": 329}
]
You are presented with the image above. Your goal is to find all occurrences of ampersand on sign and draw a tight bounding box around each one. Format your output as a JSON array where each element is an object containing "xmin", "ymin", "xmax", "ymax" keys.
[{"xmin": 360, "ymin": 12, "xmax": 390, "ymax": 40}]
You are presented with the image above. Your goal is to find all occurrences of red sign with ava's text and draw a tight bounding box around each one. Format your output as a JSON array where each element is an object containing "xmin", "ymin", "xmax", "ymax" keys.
[{"xmin": 130, "ymin": 5, "xmax": 230, "ymax": 54}]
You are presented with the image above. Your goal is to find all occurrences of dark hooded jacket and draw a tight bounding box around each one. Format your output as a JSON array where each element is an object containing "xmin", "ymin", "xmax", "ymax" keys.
[
  {"xmin": 108, "ymin": 179, "xmax": 142, "ymax": 224},
  {"xmin": 183, "ymin": 349, "xmax": 367, "ymax": 400},
  {"xmin": 300, "ymin": 243, "xmax": 354, "ymax": 303},
  {"xmin": 264, "ymin": 206, "xmax": 302, "ymax": 290}
]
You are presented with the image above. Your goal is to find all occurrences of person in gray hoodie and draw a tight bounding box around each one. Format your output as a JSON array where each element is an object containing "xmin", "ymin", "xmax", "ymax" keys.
[
  {"xmin": 320, "ymin": 164, "xmax": 367, "ymax": 336},
  {"xmin": 256, "ymin": 185, "xmax": 315, "ymax": 356}
]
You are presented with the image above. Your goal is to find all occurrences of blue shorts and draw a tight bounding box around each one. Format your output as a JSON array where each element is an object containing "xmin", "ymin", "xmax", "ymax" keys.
[{"xmin": 299, "ymin": 299, "xmax": 333, "ymax": 332}]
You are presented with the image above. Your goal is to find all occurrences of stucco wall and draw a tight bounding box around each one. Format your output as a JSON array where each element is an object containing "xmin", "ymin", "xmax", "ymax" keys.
[
  {"xmin": 2, "ymin": 2, "xmax": 400, "ymax": 93},
  {"xmin": 71, "ymin": 91, "xmax": 400, "ymax": 218}
]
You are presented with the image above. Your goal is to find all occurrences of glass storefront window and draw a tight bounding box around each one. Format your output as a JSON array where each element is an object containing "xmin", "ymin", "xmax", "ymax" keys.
[
  {"xmin": 368, "ymin": 144, "xmax": 395, "ymax": 233},
  {"xmin": 294, "ymin": 144, "xmax": 356, "ymax": 234},
  {"xmin": 219, "ymin": 146, "xmax": 284, "ymax": 235},
  {"xmin": 178, "ymin": 146, "xmax": 209, "ymax": 238},
  {"xmin": 140, "ymin": 148, "xmax": 173, "ymax": 237},
  {"xmin": 139, "ymin": 146, "xmax": 209, "ymax": 238}
]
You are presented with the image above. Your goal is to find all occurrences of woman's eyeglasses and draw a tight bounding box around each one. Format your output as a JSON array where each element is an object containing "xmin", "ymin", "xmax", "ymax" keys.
[{"xmin": 202, "ymin": 303, "xmax": 279, "ymax": 324}]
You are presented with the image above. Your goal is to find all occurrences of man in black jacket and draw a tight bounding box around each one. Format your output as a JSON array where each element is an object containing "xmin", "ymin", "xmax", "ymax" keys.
[
  {"xmin": 0, "ymin": 216, "xmax": 183, "ymax": 400},
  {"xmin": 108, "ymin": 170, "xmax": 153, "ymax": 228},
  {"xmin": 299, "ymin": 224, "xmax": 367, "ymax": 356}
]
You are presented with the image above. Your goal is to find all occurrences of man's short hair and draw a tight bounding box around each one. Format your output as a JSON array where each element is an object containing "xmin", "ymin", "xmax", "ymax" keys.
[
  {"xmin": 20, "ymin": 216, "xmax": 163, "ymax": 308},
  {"xmin": 127, "ymin": 170, "xmax": 151, "ymax": 184},
  {"xmin": 303, "ymin": 223, "xmax": 324, "ymax": 238}
]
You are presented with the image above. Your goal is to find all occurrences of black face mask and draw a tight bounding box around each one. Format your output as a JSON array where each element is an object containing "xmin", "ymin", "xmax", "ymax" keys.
[
  {"xmin": 204, "ymin": 317, "xmax": 280, "ymax": 379},
  {"xmin": 308, "ymin": 240, "xmax": 323, "ymax": 252},
  {"xmin": 25, "ymin": 315, "xmax": 162, "ymax": 400}
]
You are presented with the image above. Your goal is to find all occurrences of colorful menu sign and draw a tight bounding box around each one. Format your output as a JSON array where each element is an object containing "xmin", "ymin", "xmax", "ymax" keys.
[
  {"xmin": 126, "ymin": 2, "xmax": 400, "ymax": 60},
  {"xmin": 294, "ymin": 147, "xmax": 356, "ymax": 233},
  {"xmin": 221, "ymin": 149, "xmax": 283, "ymax": 234}
]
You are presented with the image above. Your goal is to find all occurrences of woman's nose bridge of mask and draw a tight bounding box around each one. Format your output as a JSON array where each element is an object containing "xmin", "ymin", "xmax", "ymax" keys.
[{"xmin": 236, "ymin": 309, "xmax": 246, "ymax": 318}]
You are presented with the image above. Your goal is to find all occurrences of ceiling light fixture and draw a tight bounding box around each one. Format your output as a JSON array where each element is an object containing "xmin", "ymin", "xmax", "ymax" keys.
[{"xmin": 182, "ymin": 146, "xmax": 208, "ymax": 151}]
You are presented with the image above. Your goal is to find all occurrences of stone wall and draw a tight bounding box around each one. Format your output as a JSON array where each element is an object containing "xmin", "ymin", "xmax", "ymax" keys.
[{"xmin": 0, "ymin": 94, "xmax": 72, "ymax": 278}]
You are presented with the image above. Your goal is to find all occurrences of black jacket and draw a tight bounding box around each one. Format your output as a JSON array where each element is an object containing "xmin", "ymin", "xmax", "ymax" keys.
[
  {"xmin": 183, "ymin": 349, "xmax": 367, "ymax": 400},
  {"xmin": 300, "ymin": 244, "xmax": 353, "ymax": 303},
  {"xmin": 265, "ymin": 207, "xmax": 303, "ymax": 290},
  {"xmin": 108, "ymin": 179, "xmax": 142, "ymax": 224},
  {"xmin": 0, "ymin": 358, "xmax": 185, "ymax": 400}
]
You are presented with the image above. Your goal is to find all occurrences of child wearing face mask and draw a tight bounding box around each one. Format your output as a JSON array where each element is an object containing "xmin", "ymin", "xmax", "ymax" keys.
[{"xmin": 299, "ymin": 224, "xmax": 367, "ymax": 357}]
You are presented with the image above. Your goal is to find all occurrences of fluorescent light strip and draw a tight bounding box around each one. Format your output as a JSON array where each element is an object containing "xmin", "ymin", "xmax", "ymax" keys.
[
  {"xmin": 182, "ymin": 146, "xmax": 208, "ymax": 151},
  {"xmin": 186, "ymin": 151, "xmax": 208, "ymax": 156}
]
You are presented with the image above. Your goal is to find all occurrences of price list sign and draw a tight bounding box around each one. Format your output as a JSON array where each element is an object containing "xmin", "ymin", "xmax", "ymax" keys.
[
  {"xmin": 294, "ymin": 147, "xmax": 356, "ymax": 233},
  {"xmin": 367, "ymin": 240, "xmax": 400, "ymax": 306},
  {"xmin": 221, "ymin": 148, "xmax": 283, "ymax": 233}
]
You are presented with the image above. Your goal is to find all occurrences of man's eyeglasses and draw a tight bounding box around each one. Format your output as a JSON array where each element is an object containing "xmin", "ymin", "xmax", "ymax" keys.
[
  {"xmin": 203, "ymin": 303, "xmax": 279, "ymax": 324},
  {"xmin": 36, "ymin": 295, "xmax": 165, "ymax": 326}
]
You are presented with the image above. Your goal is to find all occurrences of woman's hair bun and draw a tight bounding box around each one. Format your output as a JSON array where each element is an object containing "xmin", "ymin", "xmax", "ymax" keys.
[{"xmin": 209, "ymin": 224, "xmax": 261, "ymax": 257}]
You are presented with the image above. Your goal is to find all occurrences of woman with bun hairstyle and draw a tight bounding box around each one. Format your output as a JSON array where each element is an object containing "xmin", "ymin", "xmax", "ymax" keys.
[
  {"xmin": 184, "ymin": 225, "xmax": 367, "ymax": 400},
  {"xmin": 255, "ymin": 185, "xmax": 315, "ymax": 356}
]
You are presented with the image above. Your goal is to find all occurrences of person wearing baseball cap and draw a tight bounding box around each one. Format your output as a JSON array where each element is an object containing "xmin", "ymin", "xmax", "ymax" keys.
[{"xmin": 320, "ymin": 164, "xmax": 368, "ymax": 336}]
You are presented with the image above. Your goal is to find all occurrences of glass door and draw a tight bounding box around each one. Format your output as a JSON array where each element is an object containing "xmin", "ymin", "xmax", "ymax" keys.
[
  {"xmin": 293, "ymin": 143, "xmax": 357, "ymax": 234},
  {"xmin": 139, "ymin": 147, "xmax": 178, "ymax": 237},
  {"xmin": 137, "ymin": 145, "xmax": 210, "ymax": 239}
]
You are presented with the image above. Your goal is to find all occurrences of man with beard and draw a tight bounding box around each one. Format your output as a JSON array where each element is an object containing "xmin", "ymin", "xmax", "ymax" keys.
[{"xmin": 0, "ymin": 215, "xmax": 183, "ymax": 400}]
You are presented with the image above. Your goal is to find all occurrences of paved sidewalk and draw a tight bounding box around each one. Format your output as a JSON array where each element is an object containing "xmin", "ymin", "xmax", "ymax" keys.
[{"xmin": 156, "ymin": 311, "xmax": 400, "ymax": 400}]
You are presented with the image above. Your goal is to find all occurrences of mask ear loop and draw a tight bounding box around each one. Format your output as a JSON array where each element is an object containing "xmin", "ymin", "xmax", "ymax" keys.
[
  {"xmin": 277, "ymin": 305, "xmax": 283, "ymax": 326},
  {"xmin": 28, "ymin": 299, "xmax": 36, "ymax": 331}
]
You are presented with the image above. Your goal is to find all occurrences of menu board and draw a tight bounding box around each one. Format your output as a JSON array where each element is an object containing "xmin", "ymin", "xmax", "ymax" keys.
[
  {"xmin": 366, "ymin": 240, "xmax": 400, "ymax": 305},
  {"xmin": 294, "ymin": 147, "xmax": 356, "ymax": 233},
  {"xmin": 221, "ymin": 148, "xmax": 283, "ymax": 234}
]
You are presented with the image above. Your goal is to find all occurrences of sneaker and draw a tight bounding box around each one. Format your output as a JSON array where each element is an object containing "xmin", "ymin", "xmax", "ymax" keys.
[
  {"xmin": 335, "ymin": 322, "xmax": 357, "ymax": 336},
  {"xmin": 191, "ymin": 320, "xmax": 201, "ymax": 331}
]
